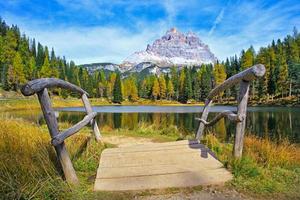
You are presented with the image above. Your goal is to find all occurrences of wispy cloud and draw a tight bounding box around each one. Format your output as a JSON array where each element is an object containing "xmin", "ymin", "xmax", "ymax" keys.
[{"xmin": 209, "ymin": 8, "xmax": 225, "ymax": 36}]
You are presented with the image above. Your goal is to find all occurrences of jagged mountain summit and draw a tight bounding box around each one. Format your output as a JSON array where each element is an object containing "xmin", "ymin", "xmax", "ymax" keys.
[{"xmin": 122, "ymin": 28, "xmax": 217, "ymax": 68}]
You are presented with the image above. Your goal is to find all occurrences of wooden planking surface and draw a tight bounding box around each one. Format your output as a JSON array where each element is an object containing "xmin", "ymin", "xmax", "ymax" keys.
[{"xmin": 94, "ymin": 140, "xmax": 232, "ymax": 191}]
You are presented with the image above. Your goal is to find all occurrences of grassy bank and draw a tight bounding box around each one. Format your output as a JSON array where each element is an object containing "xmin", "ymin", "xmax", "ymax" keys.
[
  {"xmin": 0, "ymin": 116, "xmax": 299, "ymax": 199},
  {"xmin": 0, "ymin": 98, "xmax": 206, "ymax": 112},
  {"xmin": 202, "ymin": 134, "xmax": 300, "ymax": 199}
]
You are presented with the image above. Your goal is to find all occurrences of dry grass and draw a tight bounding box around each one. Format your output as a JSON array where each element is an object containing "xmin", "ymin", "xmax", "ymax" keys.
[
  {"xmin": 0, "ymin": 118, "xmax": 99, "ymax": 199},
  {"xmin": 243, "ymin": 135, "xmax": 300, "ymax": 168},
  {"xmin": 202, "ymin": 133, "xmax": 300, "ymax": 199}
]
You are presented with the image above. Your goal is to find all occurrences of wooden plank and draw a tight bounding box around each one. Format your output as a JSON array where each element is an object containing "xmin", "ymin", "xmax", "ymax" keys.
[
  {"xmin": 82, "ymin": 94, "xmax": 101, "ymax": 141},
  {"xmin": 51, "ymin": 112, "xmax": 97, "ymax": 146},
  {"xmin": 21, "ymin": 78, "xmax": 88, "ymax": 96},
  {"xmin": 102, "ymin": 140, "xmax": 203, "ymax": 154},
  {"xmin": 233, "ymin": 80, "xmax": 250, "ymax": 158},
  {"xmin": 99, "ymin": 151, "xmax": 221, "ymax": 168},
  {"xmin": 37, "ymin": 88, "xmax": 78, "ymax": 185},
  {"xmin": 94, "ymin": 168, "xmax": 232, "ymax": 191},
  {"xmin": 96, "ymin": 164, "xmax": 225, "ymax": 179},
  {"xmin": 94, "ymin": 140, "xmax": 232, "ymax": 191}
]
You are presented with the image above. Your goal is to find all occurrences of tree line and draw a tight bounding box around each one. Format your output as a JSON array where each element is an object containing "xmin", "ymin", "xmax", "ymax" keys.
[{"xmin": 0, "ymin": 17, "xmax": 299, "ymax": 103}]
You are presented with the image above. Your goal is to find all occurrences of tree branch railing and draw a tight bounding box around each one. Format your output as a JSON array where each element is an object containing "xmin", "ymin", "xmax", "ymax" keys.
[
  {"xmin": 21, "ymin": 78, "xmax": 102, "ymax": 185},
  {"xmin": 196, "ymin": 64, "xmax": 265, "ymax": 158}
]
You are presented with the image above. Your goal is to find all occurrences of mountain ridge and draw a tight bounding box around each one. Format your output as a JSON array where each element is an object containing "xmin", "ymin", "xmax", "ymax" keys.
[{"xmin": 80, "ymin": 28, "xmax": 217, "ymax": 75}]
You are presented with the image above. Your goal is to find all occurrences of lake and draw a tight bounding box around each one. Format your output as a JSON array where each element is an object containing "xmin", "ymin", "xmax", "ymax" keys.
[{"xmin": 3, "ymin": 105, "xmax": 300, "ymax": 143}]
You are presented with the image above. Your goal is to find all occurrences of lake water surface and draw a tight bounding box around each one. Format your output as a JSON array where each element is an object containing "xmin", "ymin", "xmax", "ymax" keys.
[
  {"xmin": 3, "ymin": 105, "xmax": 299, "ymax": 143},
  {"xmin": 57, "ymin": 105, "xmax": 300, "ymax": 143}
]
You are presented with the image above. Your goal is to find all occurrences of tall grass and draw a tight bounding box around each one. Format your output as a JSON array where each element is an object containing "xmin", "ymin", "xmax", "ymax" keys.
[
  {"xmin": 0, "ymin": 118, "xmax": 109, "ymax": 199},
  {"xmin": 0, "ymin": 118, "xmax": 67, "ymax": 199},
  {"xmin": 202, "ymin": 133, "xmax": 300, "ymax": 199}
]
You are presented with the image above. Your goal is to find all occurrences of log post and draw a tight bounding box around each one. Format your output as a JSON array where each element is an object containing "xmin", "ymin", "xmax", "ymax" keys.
[
  {"xmin": 81, "ymin": 94, "xmax": 101, "ymax": 141},
  {"xmin": 196, "ymin": 100, "xmax": 212, "ymax": 140},
  {"xmin": 233, "ymin": 80, "xmax": 250, "ymax": 158},
  {"xmin": 37, "ymin": 88, "xmax": 79, "ymax": 184}
]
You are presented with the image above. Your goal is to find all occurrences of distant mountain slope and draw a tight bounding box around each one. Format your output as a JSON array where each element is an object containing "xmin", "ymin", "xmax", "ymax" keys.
[
  {"xmin": 80, "ymin": 28, "xmax": 217, "ymax": 75},
  {"xmin": 122, "ymin": 28, "xmax": 217, "ymax": 68}
]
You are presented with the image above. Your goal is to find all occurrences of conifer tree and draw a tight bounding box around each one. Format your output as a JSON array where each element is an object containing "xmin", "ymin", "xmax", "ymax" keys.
[
  {"xmin": 25, "ymin": 56, "xmax": 36, "ymax": 80},
  {"xmin": 277, "ymin": 56, "xmax": 289, "ymax": 97},
  {"xmin": 113, "ymin": 73, "xmax": 123, "ymax": 103},
  {"xmin": 39, "ymin": 52, "xmax": 51, "ymax": 78},
  {"xmin": 166, "ymin": 79, "xmax": 174, "ymax": 100},
  {"xmin": 8, "ymin": 52, "xmax": 25, "ymax": 90},
  {"xmin": 213, "ymin": 62, "xmax": 226, "ymax": 86},
  {"xmin": 129, "ymin": 77, "xmax": 138, "ymax": 102},
  {"xmin": 158, "ymin": 75, "xmax": 167, "ymax": 99},
  {"xmin": 152, "ymin": 77, "xmax": 160, "ymax": 100},
  {"xmin": 36, "ymin": 42, "xmax": 44, "ymax": 68},
  {"xmin": 241, "ymin": 47, "xmax": 254, "ymax": 70},
  {"xmin": 170, "ymin": 66, "xmax": 178, "ymax": 99}
]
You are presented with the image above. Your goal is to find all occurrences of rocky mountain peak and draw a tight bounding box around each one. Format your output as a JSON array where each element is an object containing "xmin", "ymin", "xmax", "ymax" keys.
[{"xmin": 123, "ymin": 28, "xmax": 217, "ymax": 68}]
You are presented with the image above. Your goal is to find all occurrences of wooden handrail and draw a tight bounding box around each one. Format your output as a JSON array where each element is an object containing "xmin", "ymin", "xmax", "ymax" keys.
[
  {"xmin": 196, "ymin": 64, "xmax": 266, "ymax": 158},
  {"xmin": 21, "ymin": 78, "xmax": 101, "ymax": 185},
  {"xmin": 21, "ymin": 78, "xmax": 88, "ymax": 96},
  {"xmin": 195, "ymin": 110, "xmax": 244, "ymax": 126},
  {"xmin": 207, "ymin": 64, "xmax": 265, "ymax": 100},
  {"xmin": 51, "ymin": 112, "xmax": 97, "ymax": 146}
]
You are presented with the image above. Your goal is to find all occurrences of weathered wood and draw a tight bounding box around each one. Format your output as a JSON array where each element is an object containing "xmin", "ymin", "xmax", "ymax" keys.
[
  {"xmin": 207, "ymin": 64, "xmax": 265, "ymax": 100},
  {"xmin": 195, "ymin": 110, "xmax": 244, "ymax": 127},
  {"xmin": 233, "ymin": 80, "xmax": 250, "ymax": 158},
  {"xmin": 51, "ymin": 112, "xmax": 97, "ymax": 146},
  {"xmin": 21, "ymin": 78, "xmax": 88, "ymax": 96},
  {"xmin": 196, "ymin": 100, "xmax": 212, "ymax": 140},
  {"xmin": 81, "ymin": 94, "xmax": 101, "ymax": 141},
  {"xmin": 94, "ymin": 140, "xmax": 232, "ymax": 191},
  {"xmin": 37, "ymin": 88, "xmax": 79, "ymax": 184}
]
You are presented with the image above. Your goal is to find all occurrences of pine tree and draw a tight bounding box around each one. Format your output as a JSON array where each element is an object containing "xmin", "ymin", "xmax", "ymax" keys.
[
  {"xmin": 39, "ymin": 51, "xmax": 51, "ymax": 78},
  {"xmin": 166, "ymin": 79, "xmax": 174, "ymax": 100},
  {"xmin": 36, "ymin": 42, "xmax": 44, "ymax": 68},
  {"xmin": 170, "ymin": 66, "xmax": 178, "ymax": 99},
  {"xmin": 241, "ymin": 47, "xmax": 254, "ymax": 70},
  {"xmin": 129, "ymin": 77, "xmax": 138, "ymax": 102},
  {"xmin": 8, "ymin": 52, "xmax": 25, "ymax": 90},
  {"xmin": 107, "ymin": 73, "xmax": 116, "ymax": 99},
  {"xmin": 178, "ymin": 68, "xmax": 185, "ymax": 102},
  {"xmin": 25, "ymin": 56, "xmax": 36, "ymax": 80},
  {"xmin": 50, "ymin": 48, "xmax": 59, "ymax": 77},
  {"xmin": 200, "ymin": 65, "xmax": 212, "ymax": 100},
  {"xmin": 179, "ymin": 67, "xmax": 192, "ymax": 103},
  {"xmin": 277, "ymin": 55, "xmax": 289, "ymax": 97},
  {"xmin": 113, "ymin": 73, "xmax": 123, "ymax": 103},
  {"xmin": 158, "ymin": 75, "xmax": 167, "ymax": 99},
  {"xmin": 152, "ymin": 77, "xmax": 160, "ymax": 100},
  {"xmin": 193, "ymin": 70, "xmax": 201, "ymax": 101},
  {"xmin": 213, "ymin": 62, "xmax": 226, "ymax": 100}
]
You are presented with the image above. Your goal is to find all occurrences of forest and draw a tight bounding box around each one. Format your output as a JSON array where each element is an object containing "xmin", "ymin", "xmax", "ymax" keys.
[{"xmin": 0, "ymin": 17, "xmax": 299, "ymax": 104}]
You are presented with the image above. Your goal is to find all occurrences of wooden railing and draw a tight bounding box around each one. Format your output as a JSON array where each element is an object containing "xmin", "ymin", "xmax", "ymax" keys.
[
  {"xmin": 195, "ymin": 64, "xmax": 265, "ymax": 158},
  {"xmin": 21, "ymin": 78, "xmax": 101, "ymax": 185}
]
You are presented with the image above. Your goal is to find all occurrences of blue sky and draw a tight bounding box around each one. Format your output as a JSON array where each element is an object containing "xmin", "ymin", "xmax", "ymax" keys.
[{"xmin": 1, "ymin": 0, "xmax": 299, "ymax": 64}]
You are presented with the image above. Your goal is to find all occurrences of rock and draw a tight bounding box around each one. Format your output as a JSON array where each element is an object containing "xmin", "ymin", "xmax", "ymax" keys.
[{"xmin": 123, "ymin": 27, "xmax": 217, "ymax": 68}]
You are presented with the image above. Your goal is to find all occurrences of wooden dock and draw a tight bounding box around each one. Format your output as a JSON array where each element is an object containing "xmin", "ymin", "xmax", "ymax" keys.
[{"xmin": 94, "ymin": 140, "xmax": 232, "ymax": 191}]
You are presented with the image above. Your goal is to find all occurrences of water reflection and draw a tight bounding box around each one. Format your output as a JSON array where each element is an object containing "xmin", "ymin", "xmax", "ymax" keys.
[{"xmin": 1, "ymin": 106, "xmax": 299, "ymax": 143}]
